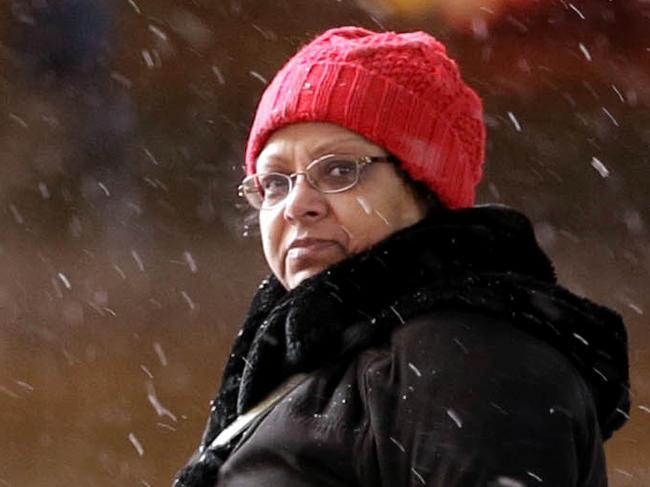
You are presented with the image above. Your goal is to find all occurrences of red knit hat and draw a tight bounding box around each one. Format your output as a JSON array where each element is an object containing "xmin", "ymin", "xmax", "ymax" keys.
[{"xmin": 244, "ymin": 26, "xmax": 485, "ymax": 209}]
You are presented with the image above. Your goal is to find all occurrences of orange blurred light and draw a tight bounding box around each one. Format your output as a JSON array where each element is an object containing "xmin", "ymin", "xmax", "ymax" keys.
[{"xmin": 377, "ymin": 0, "xmax": 545, "ymax": 29}]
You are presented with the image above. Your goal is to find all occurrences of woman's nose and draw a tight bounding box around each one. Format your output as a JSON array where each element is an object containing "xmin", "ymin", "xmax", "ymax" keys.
[{"xmin": 283, "ymin": 175, "xmax": 328, "ymax": 222}]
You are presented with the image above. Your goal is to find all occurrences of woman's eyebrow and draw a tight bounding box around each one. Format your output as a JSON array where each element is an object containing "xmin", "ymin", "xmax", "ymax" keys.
[
  {"xmin": 256, "ymin": 156, "xmax": 290, "ymax": 173},
  {"xmin": 257, "ymin": 136, "xmax": 373, "ymax": 171},
  {"xmin": 309, "ymin": 136, "xmax": 369, "ymax": 156}
]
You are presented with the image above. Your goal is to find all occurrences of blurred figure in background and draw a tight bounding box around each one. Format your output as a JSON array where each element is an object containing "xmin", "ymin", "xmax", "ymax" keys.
[{"xmin": 7, "ymin": 0, "xmax": 138, "ymax": 244}]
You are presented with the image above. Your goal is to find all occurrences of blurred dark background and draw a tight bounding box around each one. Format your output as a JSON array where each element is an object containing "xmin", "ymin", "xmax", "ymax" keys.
[{"xmin": 0, "ymin": 0, "xmax": 648, "ymax": 485}]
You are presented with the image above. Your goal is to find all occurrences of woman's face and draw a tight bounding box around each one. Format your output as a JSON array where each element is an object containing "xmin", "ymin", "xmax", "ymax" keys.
[{"xmin": 256, "ymin": 122, "xmax": 426, "ymax": 290}]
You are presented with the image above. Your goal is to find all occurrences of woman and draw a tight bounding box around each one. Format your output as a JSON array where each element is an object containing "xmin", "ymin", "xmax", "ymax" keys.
[{"xmin": 175, "ymin": 27, "xmax": 629, "ymax": 487}]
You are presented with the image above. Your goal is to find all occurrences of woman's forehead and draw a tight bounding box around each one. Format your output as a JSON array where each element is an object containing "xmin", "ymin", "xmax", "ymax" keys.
[{"xmin": 257, "ymin": 122, "xmax": 383, "ymax": 169}]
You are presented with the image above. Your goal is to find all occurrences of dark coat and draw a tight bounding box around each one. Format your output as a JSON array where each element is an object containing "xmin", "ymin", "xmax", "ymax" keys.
[{"xmin": 175, "ymin": 205, "xmax": 629, "ymax": 487}]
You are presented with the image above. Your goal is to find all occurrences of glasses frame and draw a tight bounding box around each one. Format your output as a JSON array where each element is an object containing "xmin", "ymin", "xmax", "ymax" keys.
[{"xmin": 238, "ymin": 154, "xmax": 397, "ymax": 210}]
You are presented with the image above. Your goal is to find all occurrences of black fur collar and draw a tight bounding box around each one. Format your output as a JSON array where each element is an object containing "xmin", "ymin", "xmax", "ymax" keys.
[{"xmin": 176, "ymin": 205, "xmax": 629, "ymax": 486}]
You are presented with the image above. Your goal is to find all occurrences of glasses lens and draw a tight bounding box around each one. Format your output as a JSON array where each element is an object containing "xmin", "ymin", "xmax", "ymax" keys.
[
  {"xmin": 242, "ymin": 173, "xmax": 290, "ymax": 209},
  {"xmin": 309, "ymin": 156, "xmax": 358, "ymax": 192}
]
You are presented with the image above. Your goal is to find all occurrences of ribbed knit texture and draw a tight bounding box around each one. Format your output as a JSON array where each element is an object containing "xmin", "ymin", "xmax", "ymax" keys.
[{"xmin": 244, "ymin": 26, "xmax": 485, "ymax": 209}]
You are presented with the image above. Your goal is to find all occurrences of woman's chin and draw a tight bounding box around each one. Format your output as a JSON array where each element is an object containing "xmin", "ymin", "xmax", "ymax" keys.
[
  {"xmin": 285, "ymin": 266, "xmax": 327, "ymax": 289},
  {"xmin": 286, "ymin": 256, "xmax": 347, "ymax": 288},
  {"xmin": 284, "ymin": 246, "xmax": 347, "ymax": 289}
]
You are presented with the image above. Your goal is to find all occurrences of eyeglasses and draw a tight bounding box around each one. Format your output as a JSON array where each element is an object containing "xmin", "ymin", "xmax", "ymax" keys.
[{"xmin": 238, "ymin": 154, "xmax": 396, "ymax": 210}]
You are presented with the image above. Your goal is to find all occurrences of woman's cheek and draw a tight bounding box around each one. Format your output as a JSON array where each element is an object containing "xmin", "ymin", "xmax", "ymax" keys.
[
  {"xmin": 332, "ymin": 197, "xmax": 367, "ymax": 244},
  {"xmin": 260, "ymin": 225, "xmax": 280, "ymax": 271}
]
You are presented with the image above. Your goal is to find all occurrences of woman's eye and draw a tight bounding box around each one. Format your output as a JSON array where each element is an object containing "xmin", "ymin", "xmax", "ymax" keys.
[
  {"xmin": 260, "ymin": 175, "xmax": 287, "ymax": 193},
  {"xmin": 325, "ymin": 161, "xmax": 355, "ymax": 177}
]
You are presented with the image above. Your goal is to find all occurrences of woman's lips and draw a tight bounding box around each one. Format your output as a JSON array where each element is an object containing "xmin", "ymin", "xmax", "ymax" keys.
[{"xmin": 286, "ymin": 239, "xmax": 340, "ymax": 261}]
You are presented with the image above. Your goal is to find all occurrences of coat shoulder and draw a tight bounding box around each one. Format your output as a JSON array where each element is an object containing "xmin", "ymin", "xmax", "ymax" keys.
[
  {"xmin": 354, "ymin": 308, "xmax": 605, "ymax": 487},
  {"xmin": 374, "ymin": 308, "xmax": 594, "ymax": 400}
]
